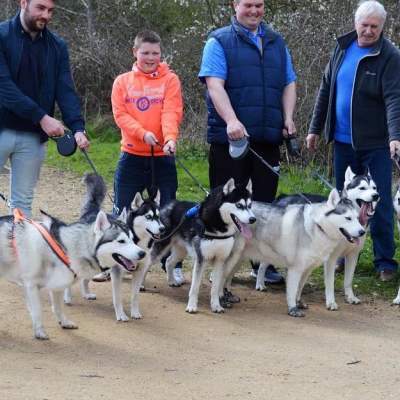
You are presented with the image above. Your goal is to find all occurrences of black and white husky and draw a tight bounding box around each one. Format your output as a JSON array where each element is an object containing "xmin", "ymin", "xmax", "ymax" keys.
[
  {"xmin": 0, "ymin": 184, "xmax": 145, "ymax": 340},
  {"xmin": 266, "ymin": 166, "xmax": 379, "ymax": 310},
  {"xmin": 224, "ymin": 187, "xmax": 366, "ymax": 317},
  {"xmin": 151, "ymin": 178, "xmax": 256, "ymax": 314}
]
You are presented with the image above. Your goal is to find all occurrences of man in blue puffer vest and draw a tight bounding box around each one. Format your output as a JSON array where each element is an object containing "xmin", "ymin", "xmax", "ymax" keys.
[
  {"xmin": 199, "ymin": 0, "xmax": 297, "ymax": 285},
  {"xmin": 0, "ymin": 0, "xmax": 89, "ymax": 217}
]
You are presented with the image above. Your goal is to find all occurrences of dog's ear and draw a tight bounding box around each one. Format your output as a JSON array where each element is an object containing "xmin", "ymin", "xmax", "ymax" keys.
[
  {"xmin": 94, "ymin": 211, "xmax": 111, "ymax": 234},
  {"xmin": 39, "ymin": 209, "xmax": 53, "ymax": 230},
  {"xmin": 131, "ymin": 192, "xmax": 144, "ymax": 211},
  {"xmin": 153, "ymin": 189, "xmax": 161, "ymax": 206},
  {"xmin": 223, "ymin": 178, "xmax": 235, "ymax": 195},
  {"xmin": 118, "ymin": 207, "xmax": 128, "ymax": 223},
  {"xmin": 341, "ymin": 187, "xmax": 348, "ymax": 199},
  {"xmin": 327, "ymin": 188, "xmax": 341, "ymax": 208},
  {"xmin": 344, "ymin": 166, "xmax": 355, "ymax": 183},
  {"xmin": 246, "ymin": 179, "xmax": 252, "ymax": 194}
]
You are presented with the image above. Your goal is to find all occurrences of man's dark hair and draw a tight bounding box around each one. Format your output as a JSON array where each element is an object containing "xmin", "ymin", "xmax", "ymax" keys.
[{"xmin": 134, "ymin": 30, "xmax": 161, "ymax": 49}]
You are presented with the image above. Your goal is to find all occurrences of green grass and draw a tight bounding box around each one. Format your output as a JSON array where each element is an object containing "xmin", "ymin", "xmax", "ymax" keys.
[{"xmin": 46, "ymin": 127, "xmax": 400, "ymax": 300}]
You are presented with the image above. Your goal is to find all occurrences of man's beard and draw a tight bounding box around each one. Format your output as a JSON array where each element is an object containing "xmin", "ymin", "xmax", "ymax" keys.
[{"xmin": 23, "ymin": 11, "xmax": 47, "ymax": 32}]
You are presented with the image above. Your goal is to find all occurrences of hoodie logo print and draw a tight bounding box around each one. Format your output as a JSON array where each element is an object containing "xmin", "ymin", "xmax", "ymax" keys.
[{"xmin": 137, "ymin": 97, "xmax": 150, "ymax": 111}]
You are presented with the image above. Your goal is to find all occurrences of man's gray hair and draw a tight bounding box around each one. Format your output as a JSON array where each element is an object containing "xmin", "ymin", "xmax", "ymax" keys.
[{"xmin": 355, "ymin": 1, "xmax": 387, "ymax": 25}]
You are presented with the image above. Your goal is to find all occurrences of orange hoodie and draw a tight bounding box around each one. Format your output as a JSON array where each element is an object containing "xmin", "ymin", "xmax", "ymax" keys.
[{"xmin": 111, "ymin": 62, "xmax": 183, "ymax": 156}]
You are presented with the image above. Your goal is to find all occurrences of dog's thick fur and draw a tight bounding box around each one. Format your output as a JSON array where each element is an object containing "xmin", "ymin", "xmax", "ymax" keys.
[
  {"xmin": 268, "ymin": 167, "xmax": 379, "ymax": 310},
  {"xmin": 224, "ymin": 188, "xmax": 366, "ymax": 317},
  {"xmin": 0, "ymin": 174, "xmax": 145, "ymax": 340},
  {"xmin": 392, "ymin": 184, "xmax": 400, "ymax": 304},
  {"xmin": 151, "ymin": 178, "xmax": 256, "ymax": 313}
]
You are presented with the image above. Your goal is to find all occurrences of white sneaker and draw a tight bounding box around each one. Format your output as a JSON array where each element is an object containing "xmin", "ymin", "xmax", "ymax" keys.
[
  {"xmin": 173, "ymin": 267, "xmax": 185, "ymax": 285},
  {"xmin": 249, "ymin": 269, "xmax": 258, "ymax": 279},
  {"xmin": 92, "ymin": 270, "xmax": 111, "ymax": 282}
]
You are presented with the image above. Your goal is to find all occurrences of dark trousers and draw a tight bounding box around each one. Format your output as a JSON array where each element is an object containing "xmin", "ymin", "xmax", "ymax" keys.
[
  {"xmin": 208, "ymin": 142, "xmax": 280, "ymax": 202},
  {"xmin": 113, "ymin": 152, "xmax": 178, "ymax": 213},
  {"xmin": 334, "ymin": 141, "xmax": 397, "ymax": 272}
]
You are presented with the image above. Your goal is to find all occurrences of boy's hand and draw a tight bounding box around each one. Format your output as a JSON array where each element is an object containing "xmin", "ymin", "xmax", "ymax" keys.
[
  {"xmin": 163, "ymin": 140, "xmax": 176, "ymax": 155},
  {"xmin": 143, "ymin": 131, "xmax": 158, "ymax": 146}
]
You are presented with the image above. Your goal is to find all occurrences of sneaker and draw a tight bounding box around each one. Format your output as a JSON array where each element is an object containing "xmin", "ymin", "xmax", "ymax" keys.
[
  {"xmin": 250, "ymin": 266, "xmax": 285, "ymax": 284},
  {"xmin": 92, "ymin": 270, "xmax": 111, "ymax": 282},
  {"xmin": 173, "ymin": 267, "xmax": 186, "ymax": 285},
  {"xmin": 335, "ymin": 257, "xmax": 345, "ymax": 274},
  {"xmin": 379, "ymin": 269, "xmax": 396, "ymax": 282},
  {"xmin": 223, "ymin": 288, "xmax": 240, "ymax": 303}
]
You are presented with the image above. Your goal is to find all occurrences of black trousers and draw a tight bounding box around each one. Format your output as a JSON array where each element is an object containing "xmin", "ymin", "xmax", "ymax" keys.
[{"xmin": 208, "ymin": 142, "xmax": 280, "ymax": 202}]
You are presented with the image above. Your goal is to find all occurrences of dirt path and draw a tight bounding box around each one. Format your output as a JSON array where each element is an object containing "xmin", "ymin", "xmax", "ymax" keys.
[{"xmin": 0, "ymin": 166, "xmax": 400, "ymax": 400}]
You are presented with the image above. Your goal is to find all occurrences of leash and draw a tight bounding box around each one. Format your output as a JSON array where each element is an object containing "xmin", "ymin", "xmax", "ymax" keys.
[{"xmin": 11, "ymin": 208, "xmax": 76, "ymax": 278}]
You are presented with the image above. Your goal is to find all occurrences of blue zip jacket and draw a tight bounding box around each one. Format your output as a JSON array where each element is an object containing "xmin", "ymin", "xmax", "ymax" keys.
[
  {"xmin": 0, "ymin": 13, "xmax": 85, "ymax": 142},
  {"xmin": 206, "ymin": 18, "xmax": 287, "ymax": 145}
]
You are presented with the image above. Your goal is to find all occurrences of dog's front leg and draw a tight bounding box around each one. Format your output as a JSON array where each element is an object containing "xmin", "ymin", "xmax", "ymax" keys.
[
  {"xmin": 186, "ymin": 258, "xmax": 205, "ymax": 314},
  {"xmin": 80, "ymin": 278, "xmax": 96, "ymax": 300},
  {"xmin": 24, "ymin": 284, "xmax": 49, "ymax": 340},
  {"xmin": 393, "ymin": 286, "xmax": 400, "ymax": 305},
  {"xmin": 210, "ymin": 263, "xmax": 225, "ymax": 313},
  {"xmin": 130, "ymin": 261, "xmax": 151, "ymax": 319},
  {"xmin": 256, "ymin": 263, "xmax": 268, "ymax": 291},
  {"xmin": 50, "ymin": 290, "xmax": 78, "ymax": 330},
  {"xmin": 296, "ymin": 268, "xmax": 312, "ymax": 310},
  {"xmin": 286, "ymin": 268, "xmax": 306, "ymax": 317},
  {"xmin": 343, "ymin": 251, "xmax": 361, "ymax": 305},
  {"xmin": 111, "ymin": 266, "xmax": 128, "ymax": 321},
  {"xmin": 324, "ymin": 255, "xmax": 339, "ymax": 310}
]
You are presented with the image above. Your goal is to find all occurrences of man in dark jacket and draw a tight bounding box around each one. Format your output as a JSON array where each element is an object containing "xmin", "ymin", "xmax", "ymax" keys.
[
  {"xmin": 307, "ymin": 0, "xmax": 400, "ymax": 281},
  {"xmin": 0, "ymin": 0, "xmax": 89, "ymax": 217},
  {"xmin": 198, "ymin": 0, "xmax": 297, "ymax": 284}
]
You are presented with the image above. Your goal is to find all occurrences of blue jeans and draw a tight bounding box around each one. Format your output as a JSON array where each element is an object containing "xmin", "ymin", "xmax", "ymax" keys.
[
  {"xmin": 0, "ymin": 129, "xmax": 46, "ymax": 217},
  {"xmin": 334, "ymin": 141, "xmax": 397, "ymax": 272},
  {"xmin": 113, "ymin": 152, "xmax": 178, "ymax": 214}
]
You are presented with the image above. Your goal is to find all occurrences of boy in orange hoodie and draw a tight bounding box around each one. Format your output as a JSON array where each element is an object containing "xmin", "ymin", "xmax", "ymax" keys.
[{"xmin": 111, "ymin": 30, "xmax": 184, "ymax": 283}]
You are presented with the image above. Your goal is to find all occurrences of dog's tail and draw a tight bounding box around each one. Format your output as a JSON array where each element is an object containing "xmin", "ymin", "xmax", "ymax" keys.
[{"xmin": 80, "ymin": 173, "xmax": 107, "ymax": 220}]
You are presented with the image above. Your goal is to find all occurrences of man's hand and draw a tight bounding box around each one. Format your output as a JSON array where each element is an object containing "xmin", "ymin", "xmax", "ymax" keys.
[
  {"xmin": 306, "ymin": 133, "xmax": 319, "ymax": 151},
  {"xmin": 227, "ymin": 119, "xmax": 248, "ymax": 141},
  {"xmin": 390, "ymin": 140, "xmax": 400, "ymax": 158},
  {"xmin": 40, "ymin": 115, "xmax": 65, "ymax": 137},
  {"xmin": 143, "ymin": 131, "xmax": 158, "ymax": 146},
  {"xmin": 163, "ymin": 140, "xmax": 176, "ymax": 155},
  {"xmin": 282, "ymin": 118, "xmax": 296, "ymax": 139},
  {"xmin": 74, "ymin": 131, "xmax": 90, "ymax": 150}
]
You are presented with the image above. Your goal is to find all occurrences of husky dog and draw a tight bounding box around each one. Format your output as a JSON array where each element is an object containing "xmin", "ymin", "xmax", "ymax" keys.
[
  {"xmin": 225, "ymin": 188, "xmax": 366, "ymax": 317},
  {"xmin": 111, "ymin": 190, "xmax": 165, "ymax": 321},
  {"xmin": 266, "ymin": 167, "xmax": 379, "ymax": 310},
  {"xmin": 392, "ymin": 184, "xmax": 400, "ymax": 305},
  {"xmin": 151, "ymin": 178, "xmax": 256, "ymax": 313},
  {"xmin": 0, "ymin": 202, "xmax": 145, "ymax": 340}
]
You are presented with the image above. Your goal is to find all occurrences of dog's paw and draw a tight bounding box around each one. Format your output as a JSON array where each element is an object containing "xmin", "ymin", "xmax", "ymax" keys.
[
  {"xmin": 185, "ymin": 304, "xmax": 198, "ymax": 314},
  {"xmin": 288, "ymin": 307, "xmax": 305, "ymax": 317},
  {"xmin": 345, "ymin": 295, "xmax": 361, "ymax": 305},
  {"xmin": 60, "ymin": 320, "xmax": 78, "ymax": 329},
  {"xmin": 131, "ymin": 311, "xmax": 143, "ymax": 320},
  {"xmin": 326, "ymin": 301, "xmax": 339, "ymax": 311},
  {"xmin": 297, "ymin": 300, "xmax": 309, "ymax": 310},
  {"xmin": 211, "ymin": 303, "xmax": 225, "ymax": 313},
  {"xmin": 116, "ymin": 312, "xmax": 129, "ymax": 322},
  {"xmin": 34, "ymin": 328, "xmax": 49, "ymax": 340},
  {"xmin": 256, "ymin": 283, "xmax": 267, "ymax": 291},
  {"xmin": 392, "ymin": 297, "xmax": 400, "ymax": 305},
  {"xmin": 83, "ymin": 293, "xmax": 97, "ymax": 301}
]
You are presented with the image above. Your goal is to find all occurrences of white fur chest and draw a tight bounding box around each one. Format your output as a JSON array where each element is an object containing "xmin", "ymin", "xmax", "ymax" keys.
[{"xmin": 199, "ymin": 237, "xmax": 235, "ymax": 261}]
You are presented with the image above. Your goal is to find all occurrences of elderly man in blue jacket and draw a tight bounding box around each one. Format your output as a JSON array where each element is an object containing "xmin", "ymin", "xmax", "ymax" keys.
[
  {"xmin": 307, "ymin": 0, "xmax": 400, "ymax": 281},
  {"xmin": 0, "ymin": 0, "xmax": 89, "ymax": 216}
]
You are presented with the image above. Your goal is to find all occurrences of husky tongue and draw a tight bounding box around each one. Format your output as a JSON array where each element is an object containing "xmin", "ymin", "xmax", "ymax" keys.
[
  {"xmin": 239, "ymin": 222, "xmax": 253, "ymax": 240},
  {"xmin": 359, "ymin": 203, "xmax": 368, "ymax": 226}
]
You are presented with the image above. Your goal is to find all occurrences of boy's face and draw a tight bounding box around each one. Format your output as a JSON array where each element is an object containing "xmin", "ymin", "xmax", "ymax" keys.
[{"xmin": 133, "ymin": 42, "xmax": 161, "ymax": 74}]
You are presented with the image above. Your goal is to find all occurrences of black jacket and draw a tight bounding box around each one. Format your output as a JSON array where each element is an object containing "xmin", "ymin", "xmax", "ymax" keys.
[{"xmin": 309, "ymin": 31, "xmax": 400, "ymax": 150}]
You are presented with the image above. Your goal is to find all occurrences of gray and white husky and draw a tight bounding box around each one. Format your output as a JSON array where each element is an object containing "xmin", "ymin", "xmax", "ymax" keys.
[
  {"xmin": 225, "ymin": 188, "xmax": 366, "ymax": 317},
  {"xmin": 264, "ymin": 166, "xmax": 379, "ymax": 310},
  {"xmin": 151, "ymin": 178, "xmax": 256, "ymax": 314},
  {"xmin": 0, "ymin": 196, "xmax": 145, "ymax": 340},
  {"xmin": 392, "ymin": 184, "xmax": 400, "ymax": 305}
]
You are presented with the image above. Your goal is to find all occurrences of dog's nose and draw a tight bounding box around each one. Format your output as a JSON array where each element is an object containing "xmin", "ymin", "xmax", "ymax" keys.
[
  {"xmin": 359, "ymin": 229, "xmax": 366, "ymax": 237},
  {"xmin": 372, "ymin": 194, "xmax": 379, "ymax": 202},
  {"xmin": 159, "ymin": 226, "xmax": 166, "ymax": 233},
  {"xmin": 138, "ymin": 250, "xmax": 146, "ymax": 260},
  {"xmin": 249, "ymin": 217, "xmax": 256, "ymax": 224}
]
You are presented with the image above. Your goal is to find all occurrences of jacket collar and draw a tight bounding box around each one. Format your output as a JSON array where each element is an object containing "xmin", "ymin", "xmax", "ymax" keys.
[
  {"xmin": 337, "ymin": 30, "xmax": 383, "ymax": 55},
  {"xmin": 231, "ymin": 17, "xmax": 279, "ymax": 46}
]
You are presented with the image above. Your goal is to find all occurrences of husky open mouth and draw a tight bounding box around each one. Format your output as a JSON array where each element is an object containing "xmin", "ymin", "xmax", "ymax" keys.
[
  {"xmin": 112, "ymin": 253, "xmax": 138, "ymax": 272},
  {"xmin": 146, "ymin": 228, "xmax": 161, "ymax": 240},
  {"xmin": 357, "ymin": 200, "xmax": 375, "ymax": 226},
  {"xmin": 339, "ymin": 228, "xmax": 361, "ymax": 245},
  {"xmin": 230, "ymin": 214, "xmax": 252, "ymax": 240}
]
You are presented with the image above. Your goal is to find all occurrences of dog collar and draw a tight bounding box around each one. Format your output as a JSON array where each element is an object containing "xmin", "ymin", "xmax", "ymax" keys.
[{"xmin": 202, "ymin": 232, "xmax": 235, "ymax": 240}]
